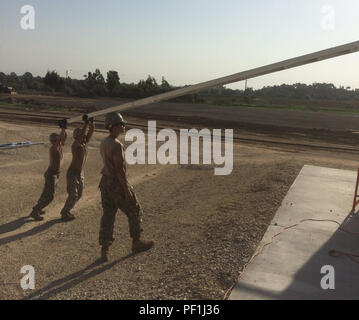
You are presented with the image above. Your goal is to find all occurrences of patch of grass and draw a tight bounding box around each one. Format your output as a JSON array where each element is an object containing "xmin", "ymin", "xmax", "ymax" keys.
[
  {"xmin": 0, "ymin": 100, "xmax": 52, "ymax": 110},
  {"xmin": 2, "ymin": 95, "xmax": 359, "ymax": 116},
  {"xmin": 0, "ymin": 100, "xmax": 91, "ymax": 114}
]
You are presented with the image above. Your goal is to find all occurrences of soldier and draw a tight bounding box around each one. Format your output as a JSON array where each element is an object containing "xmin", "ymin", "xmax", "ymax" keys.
[
  {"xmin": 30, "ymin": 119, "xmax": 68, "ymax": 221},
  {"xmin": 60, "ymin": 115, "xmax": 94, "ymax": 221},
  {"xmin": 99, "ymin": 112, "xmax": 154, "ymax": 261}
]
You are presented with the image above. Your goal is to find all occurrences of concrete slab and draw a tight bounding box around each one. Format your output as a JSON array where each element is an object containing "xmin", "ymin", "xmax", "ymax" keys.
[{"xmin": 230, "ymin": 165, "xmax": 359, "ymax": 300}]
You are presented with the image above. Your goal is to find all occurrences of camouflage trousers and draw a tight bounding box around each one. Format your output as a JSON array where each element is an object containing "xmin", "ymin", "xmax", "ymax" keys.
[
  {"xmin": 99, "ymin": 175, "xmax": 143, "ymax": 246},
  {"xmin": 32, "ymin": 169, "xmax": 59, "ymax": 213},
  {"xmin": 60, "ymin": 169, "xmax": 84, "ymax": 216}
]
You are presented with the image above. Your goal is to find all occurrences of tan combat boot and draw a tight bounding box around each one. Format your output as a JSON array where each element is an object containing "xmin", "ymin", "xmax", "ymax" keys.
[
  {"xmin": 132, "ymin": 239, "xmax": 154, "ymax": 254},
  {"xmin": 61, "ymin": 212, "xmax": 75, "ymax": 222},
  {"xmin": 30, "ymin": 210, "xmax": 44, "ymax": 221}
]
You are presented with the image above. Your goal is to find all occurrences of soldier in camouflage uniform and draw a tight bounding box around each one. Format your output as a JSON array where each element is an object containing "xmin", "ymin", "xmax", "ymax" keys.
[
  {"xmin": 60, "ymin": 115, "xmax": 94, "ymax": 221},
  {"xmin": 30, "ymin": 120, "xmax": 67, "ymax": 221},
  {"xmin": 99, "ymin": 112, "xmax": 154, "ymax": 261}
]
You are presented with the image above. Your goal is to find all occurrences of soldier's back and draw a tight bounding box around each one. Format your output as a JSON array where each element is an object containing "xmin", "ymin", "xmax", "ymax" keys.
[{"xmin": 100, "ymin": 136, "xmax": 125, "ymax": 178}]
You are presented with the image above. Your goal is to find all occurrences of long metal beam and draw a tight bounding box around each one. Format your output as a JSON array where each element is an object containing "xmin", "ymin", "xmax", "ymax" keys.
[
  {"xmin": 67, "ymin": 40, "xmax": 359, "ymax": 124},
  {"xmin": 0, "ymin": 141, "xmax": 44, "ymax": 150}
]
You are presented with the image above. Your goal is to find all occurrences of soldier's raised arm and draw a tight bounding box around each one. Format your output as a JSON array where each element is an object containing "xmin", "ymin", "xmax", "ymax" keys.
[
  {"xmin": 77, "ymin": 114, "xmax": 89, "ymax": 142},
  {"xmin": 85, "ymin": 117, "xmax": 95, "ymax": 143},
  {"xmin": 57, "ymin": 119, "xmax": 67, "ymax": 146}
]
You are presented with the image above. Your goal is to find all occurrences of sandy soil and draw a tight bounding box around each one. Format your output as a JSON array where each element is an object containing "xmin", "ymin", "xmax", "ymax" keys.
[{"xmin": 1, "ymin": 118, "xmax": 359, "ymax": 300}]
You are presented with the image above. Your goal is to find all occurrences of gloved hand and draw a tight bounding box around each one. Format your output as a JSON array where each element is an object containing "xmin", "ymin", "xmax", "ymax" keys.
[
  {"xmin": 82, "ymin": 114, "xmax": 89, "ymax": 124},
  {"xmin": 58, "ymin": 119, "xmax": 67, "ymax": 129}
]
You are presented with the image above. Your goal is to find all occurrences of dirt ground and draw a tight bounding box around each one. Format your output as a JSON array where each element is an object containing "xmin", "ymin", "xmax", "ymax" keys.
[
  {"xmin": 5, "ymin": 93, "xmax": 359, "ymax": 132},
  {"xmin": 1, "ymin": 118, "xmax": 359, "ymax": 300}
]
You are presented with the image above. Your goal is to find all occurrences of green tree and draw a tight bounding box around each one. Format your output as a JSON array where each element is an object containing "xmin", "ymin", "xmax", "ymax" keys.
[
  {"xmin": 137, "ymin": 75, "xmax": 159, "ymax": 97},
  {"xmin": 161, "ymin": 76, "xmax": 171, "ymax": 92},
  {"xmin": 22, "ymin": 72, "xmax": 34, "ymax": 89},
  {"xmin": 106, "ymin": 70, "xmax": 120, "ymax": 92},
  {"xmin": 44, "ymin": 70, "xmax": 65, "ymax": 91},
  {"xmin": 0, "ymin": 72, "xmax": 6, "ymax": 86},
  {"xmin": 84, "ymin": 69, "xmax": 107, "ymax": 96}
]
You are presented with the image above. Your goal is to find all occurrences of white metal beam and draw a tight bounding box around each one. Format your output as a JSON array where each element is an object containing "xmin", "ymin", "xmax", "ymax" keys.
[{"xmin": 67, "ymin": 40, "xmax": 359, "ymax": 124}]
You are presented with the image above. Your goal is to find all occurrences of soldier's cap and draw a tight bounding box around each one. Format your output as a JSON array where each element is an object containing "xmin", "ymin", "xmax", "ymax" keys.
[
  {"xmin": 49, "ymin": 133, "xmax": 58, "ymax": 141},
  {"xmin": 105, "ymin": 112, "xmax": 127, "ymax": 130},
  {"xmin": 73, "ymin": 127, "xmax": 82, "ymax": 139}
]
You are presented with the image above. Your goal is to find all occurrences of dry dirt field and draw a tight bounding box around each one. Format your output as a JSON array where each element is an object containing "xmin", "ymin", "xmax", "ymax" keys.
[
  {"xmin": 1, "ymin": 116, "xmax": 359, "ymax": 300},
  {"xmin": 5, "ymin": 93, "xmax": 359, "ymax": 132}
]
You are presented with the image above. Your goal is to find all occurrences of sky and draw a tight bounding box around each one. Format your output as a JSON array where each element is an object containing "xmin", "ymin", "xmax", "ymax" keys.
[{"xmin": 1, "ymin": 0, "xmax": 359, "ymax": 90}]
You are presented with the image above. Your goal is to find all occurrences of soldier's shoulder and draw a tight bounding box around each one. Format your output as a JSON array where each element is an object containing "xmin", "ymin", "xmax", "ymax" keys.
[
  {"xmin": 50, "ymin": 144, "xmax": 58, "ymax": 152},
  {"xmin": 101, "ymin": 136, "xmax": 123, "ymax": 150},
  {"xmin": 101, "ymin": 136, "xmax": 111, "ymax": 146},
  {"xmin": 114, "ymin": 138, "xmax": 123, "ymax": 146},
  {"xmin": 50, "ymin": 145, "xmax": 61, "ymax": 156},
  {"xmin": 112, "ymin": 139, "xmax": 124, "ymax": 153}
]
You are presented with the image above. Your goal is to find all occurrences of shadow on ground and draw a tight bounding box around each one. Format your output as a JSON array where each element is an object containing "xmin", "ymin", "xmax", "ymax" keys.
[
  {"xmin": 0, "ymin": 216, "xmax": 32, "ymax": 235},
  {"xmin": 0, "ymin": 217, "xmax": 63, "ymax": 246},
  {"xmin": 23, "ymin": 254, "xmax": 134, "ymax": 300}
]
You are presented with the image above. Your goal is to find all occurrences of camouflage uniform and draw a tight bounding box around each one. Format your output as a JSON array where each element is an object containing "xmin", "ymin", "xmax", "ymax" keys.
[
  {"xmin": 60, "ymin": 169, "xmax": 84, "ymax": 216},
  {"xmin": 32, "ymin": 169, "xmax": 59, "ymax": 213},
  {"xmin": 99, "ymin": 175, "xmax": 143, "ymax": 246}
]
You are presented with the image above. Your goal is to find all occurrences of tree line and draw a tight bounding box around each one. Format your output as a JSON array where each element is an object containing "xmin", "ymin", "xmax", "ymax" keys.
[
  {"xmin": 0, "ymin": 70, "xmax": 175, "ymax": 99},
  {"xmin": 1, "ymin": 69, "xmax": 359, "ymax": 102}
]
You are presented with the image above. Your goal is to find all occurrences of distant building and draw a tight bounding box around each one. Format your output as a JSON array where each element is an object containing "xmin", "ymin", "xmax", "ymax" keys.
[{"xmin": 0, "ymin": 86, "xmax": 17, "ymax": 95}]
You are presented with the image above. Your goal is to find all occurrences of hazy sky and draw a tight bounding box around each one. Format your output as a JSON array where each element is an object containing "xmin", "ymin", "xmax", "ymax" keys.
[{"xmin": 1, "ymin": 0, "xmax": 359, "ymax": 89}]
